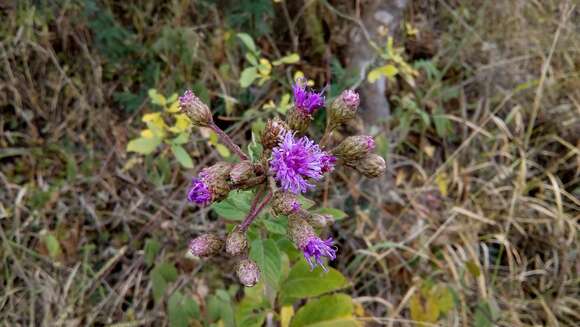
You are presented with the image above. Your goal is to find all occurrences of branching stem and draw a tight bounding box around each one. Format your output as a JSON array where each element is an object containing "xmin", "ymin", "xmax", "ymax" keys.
[
  {"xmin": 239, "ymin": 191, "xmax": 273, "ymax": 232},
  {"xmin": 209, "ymin": 122, "xmax": 248, "ymax": 160}
]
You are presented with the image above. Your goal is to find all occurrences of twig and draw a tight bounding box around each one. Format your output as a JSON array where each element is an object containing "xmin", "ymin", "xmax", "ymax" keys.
[
  {"xmin": 239, "ymin": 192, "xmax": 273, "ymax": 232},
  {"xmin": 209, "ymin": 122, "xmax": 249, "ymax": 160}
]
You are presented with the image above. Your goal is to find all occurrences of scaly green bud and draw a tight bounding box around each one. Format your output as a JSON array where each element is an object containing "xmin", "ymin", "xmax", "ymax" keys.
[
  {"xmin": 225, "ymin": 231, "xmax": 248, "ymax": 257},
  {"xmin": 333, "ymin": 135, "xmax": 375, "ymax": 162},
  {"xmin": 236, "ymin": 259, "xmax": 260, "ymax": 287},
  {"xmin": 262, "ymin": 118, "xmax": 288, "ymax": 150},
  {"xmin": 286, "ymin": 107, "xmax": 311, "ymax": 134},
  {"xmin": 189, "ymin": 234, "xmax": 224, "ymax": 257},
  {"xmin": 272, "ymin": 191, "xmax": 301, "ymax": 216},
  {"xmin": 179, "ymin": 90, "xmax": 213, "ymax": 127},
  {"xmin": 348, "ymin": 153, "xmax": 386, "ymax": 178},
  {"xmin": 328, "ymin": 89, "xmax": 360, "ymax": 126}
]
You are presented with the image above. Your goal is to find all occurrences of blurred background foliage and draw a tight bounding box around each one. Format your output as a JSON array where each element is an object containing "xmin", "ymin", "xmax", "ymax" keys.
[{"xmin": 1, "ymin": 0, "xmax": 579, "ymax": 326}]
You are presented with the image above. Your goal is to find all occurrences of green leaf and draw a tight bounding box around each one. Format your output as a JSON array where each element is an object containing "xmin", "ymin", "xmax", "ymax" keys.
[
  {"xmin": 474, "ymin": 300, "xmax": 498, "ymax": 327},
  {"xmin": 246, "ymin": 52, "xmax": 258, "ymax": 66},
  {"xmin": 297, "ymin": 196, "xmax": 316, "ymax": 210},
  {"xmin": 367, "ymin": 64, "xmax": 399, "ymax": 83},
  {"xmin": 314, "ymin": 208, "xmax": 348, "ymax": 220},
  {"xmin": 272, "ymin": 53, "xmax": 300, "ymax": 66},
  {"xmin": 171, "ymin": 145, "xmax": 193, "ymax": 168},
  {"xmin": 168, "ymin": 291, "xmax": 200, "ymax": 327},
  {"xmin": 144, "ymin": 238, "xmax": 161, "ymax": 266},
  {"xmin": 43, "ymin": 233, "xmax": 61, "ymax": 259},
  {"xmin": 212, "ymin": 190, "xmax": 254, "ymax": 220},
  {"xmin": 151, "ymin": 262, "xmax": 178, "ymax": 303},
  {"xmin": 208, "ymin": 290, "xmax": 235, "ymax": 327},
  {"xmin": 250, "ymin": 239, "xmax": 282, "ymax": 289},
  {"xmin": 240, "ymin": 67, "xmax": 259, "ymax": 88},
  {"xmin": 127, "ymin": 136, "xmax": 161, "ymax": 154},
  {"xmin": 281, "ymin": 260, "xmax": 349, "ymax": 298},
  {"xmin": 235, "ymin": 289, "xmax": 267, "ymax": 327},
  {"xmin": 261, "ymin": 216, "xmax": 287, "ymax": 235},
  {"xmin": 290, "ymin": 294, "xmax": 356, "ymax": 327},
  {"xmin": 148, "ymin": 88, "xmax": 166, "ymax": 106},
  {"xmin": 171, "ymin": 132, "xmax": 189, "ymax": 145},
  {"xmin": 237, "ymin": 33, "xmax": 257, "ymax": 53}
]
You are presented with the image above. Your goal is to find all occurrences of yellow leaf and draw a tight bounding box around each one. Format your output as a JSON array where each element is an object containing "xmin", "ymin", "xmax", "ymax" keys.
[
  {"xmin": 142, "ymin": 112, "xmax": 167, "ymax": 137},
  {"xmin": 209, "ymin": 131, "xmax": 218, "ymax": 145},
  {"xmin": 148, "ymin": 89, "xmax": 166, "ymax": 106},
  {"xmin": 280, "ymin": 306, "xmax": 294, "ymax": 327},
  {"xmin": 258, "ymin": 58, "xmax": 272, "ymax": 77},
  {"xmin": 167, "ymin": 100, "xmax": 180, "ymax": 113},
  {"xmin": 215, "ymin": 144, "xmax": 231, "ymax": 158},
  {"xmin": 273, "ymin": 53, "xmax": 300, "ymax": 65},
  {"xmin": 367, "ymin": 65, "xmax": 399, "ymax": 83},
  {"xmin": 262, "ymin": 100, "xmax": 276, "ymax": 110},
  {"xmin": 409, "ymin": 290, "xmax": 440, "ymax": 323},
  {"xmin": 140, "ymin": 129, "xmax": 154, "ymax": 139},
  {"xmin": 405, "ymin": 22, "xmax": 419, "ymax": 36},
  {"xmin": 168, "ymin": 114, "xmax": 192, "ymax": 133},
  {"xmin": 435, "ymin": 173, "xmax": 449, "ymax": 197}
]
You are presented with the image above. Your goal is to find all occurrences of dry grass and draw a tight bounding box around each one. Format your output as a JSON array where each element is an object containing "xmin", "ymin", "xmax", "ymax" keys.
[{"xmin": 1, "ymin": 0, "xmax": 578, "ymax": 326}]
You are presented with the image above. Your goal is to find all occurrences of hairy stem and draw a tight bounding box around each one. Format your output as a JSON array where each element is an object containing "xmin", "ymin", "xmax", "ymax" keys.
[
  {"xmin": 319, "ymin": 124, "xmax": 336, "ymax": 148},
  {"xmin": 239, "ymin": 191, "xmax": 273, "ymax": 232},
  {"xmin": 209, "ymin": 123, "xmax": 248, "ymax": 160}
]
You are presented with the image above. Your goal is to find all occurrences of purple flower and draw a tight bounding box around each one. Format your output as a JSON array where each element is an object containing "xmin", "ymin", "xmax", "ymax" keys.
[
  {"xmin": 187, "ymin": 177, "xmax": 212, "ymax": 206},
  {"xmin": 320, "ymin": 154, "xmax": 336, "ymax": 173},
  {"xmin": 293, "ymin": 82, "xmax": 325, "ymax": 116},
  {"xmin": 302, "ymin": 237, "xmax": 337, "ymax": 271},
  {"xmin": 270, "ymin": 132, "xmax": 328, "ymax": 193},
  {"xmin": 291, "ymin": 201, "xmax": 301, "ymax": 212},
  {"xmin": 365, "ymin": 136, "xmax": 376, "ymax": 152}
]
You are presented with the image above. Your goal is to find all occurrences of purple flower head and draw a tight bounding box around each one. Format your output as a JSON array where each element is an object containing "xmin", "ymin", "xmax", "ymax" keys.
[
  {"xmin": 187, "ymin": 177, "xmax": 212, "ymax": 206},
  {"xmin": 320, "ymin": 153, "xmax": 337, "ymax": 173},
  {"xmin": 291, "ymin": 201, "xmax": 301, "ymax": 213},
  {"xmin": 342, "ymin": 89, "xmax": 360, "ymax": 109},
  {"xmin": 365, "ymin": 136, "xmax": 376, "ymax": 152},
  {"xmin": 270, "ymin": 132, "xmax": 327, "ymax": 194},
  {"xmin": 302, "ymin": 236, "xmax": 337, "ymax": 271},
  {"xmin": 293, "ymin": 81, "xmax": 325, "ymax": 116},
  {"xmin": 179, "ymin": 90, "xmax": 196, "ymax": 107}
]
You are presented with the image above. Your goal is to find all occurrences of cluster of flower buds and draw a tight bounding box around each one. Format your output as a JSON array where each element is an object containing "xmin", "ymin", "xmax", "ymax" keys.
[{"xmin": 181, "ymin": 77, "xmax": 385, "ymax": 286}]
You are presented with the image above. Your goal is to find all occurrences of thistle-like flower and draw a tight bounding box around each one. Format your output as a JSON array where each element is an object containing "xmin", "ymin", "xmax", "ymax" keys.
[
  {"xmin": 179, "ymin": 90, "xmax": 213, "ymax": 127},
  {"xmin": 292, "ymin": 81, "xmax": 325, "ymax": 116},
  {"xmin": 288, "ymin": 217, "xmax": 337, "ymax": 271},
  {"xmin": 270, "ymin": 132, "xmax": 333, "ymax": 194},
  {"xmin": 287, "ymin": 81, "xmax": 325, "ymax": 134},
  {"xmin": 187, "ymin": 162, "xmax": 232, "ymax": 206}
]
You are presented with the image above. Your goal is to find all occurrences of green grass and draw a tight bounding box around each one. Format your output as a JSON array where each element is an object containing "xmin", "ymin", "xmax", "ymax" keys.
[{"xmin": 1, "ymin": 0, "xmax": 578, "ymax": 326}]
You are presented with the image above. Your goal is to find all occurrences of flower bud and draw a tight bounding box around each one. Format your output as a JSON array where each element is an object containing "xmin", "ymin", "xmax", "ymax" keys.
[
  {"xmin": 308, "ymin": 213, "xmax": 334, "ymax": 229},
  {"xmin": 225, "ymin": 231, "xmax": 248, "ymax": 257},
  {"xmin": 286, "ymin": 107, "xmax": 311, "ymax": 134},
  {"xmin": 229, "ymin": 161, "xmax": 258, "ymax": 188},
  {"xmin": 288, "ymin": 216, "xmax": 316, "ymax": 250},
  {"xmin": 179, "ymin": 90, "xmax": 214, "ymax": 127},
  {"xmin": 188, "ymin": 162, "xmax": 232, "ymax": 206},
  {"xmin": 189, "ymin": 234, "xmax": 224, "ymax": 257},
  {"xmin": 236, "ymin": 259, "xmax": 260, "ymax": 287},
  {"xmin": 272, "ymin": 191, "xmax": 301, "ymax": 216},
  {"xmin": 349, "ymin": 153, "xmax": 386, "ymax": 178},
  {"xmin": 333, "ymin": 135, "xmax": 375, "ymax": 162},
  {"xmin": 262, "ymin": 118, "xmax": 288, "ymax": 150},
  {"xmin": 328, "ymin": 89, "xmax": 360, "ymax": 126}
]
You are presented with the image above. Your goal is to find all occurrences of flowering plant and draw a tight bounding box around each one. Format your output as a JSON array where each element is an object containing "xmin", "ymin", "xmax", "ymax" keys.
[{"xmin": 183, "ymin": 78, "xmax": 386, "ymax": 286}]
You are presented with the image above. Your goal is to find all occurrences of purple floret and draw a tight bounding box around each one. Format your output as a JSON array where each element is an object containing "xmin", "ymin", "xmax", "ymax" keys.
[
  {"xmin": 320, "ymin": 153, "xmax": 337, "ymax": 173},
  {"xmin": 302, "ymin": 237, "xmax": 337, "ymax": 271},
  {"xmin": 365, "ymin": 136, "xmax": 376, "ymax": 152},
  {"xmin": 187, "ymin": 177, "xmax": 211, "ymax": 206},
  {"xmin": 270, "ymin": 132, "xmax": 328, "ymax": 194},
  {"xmin": 293, "ymin": 82, "xmax": 325, "ymax": 116}
]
